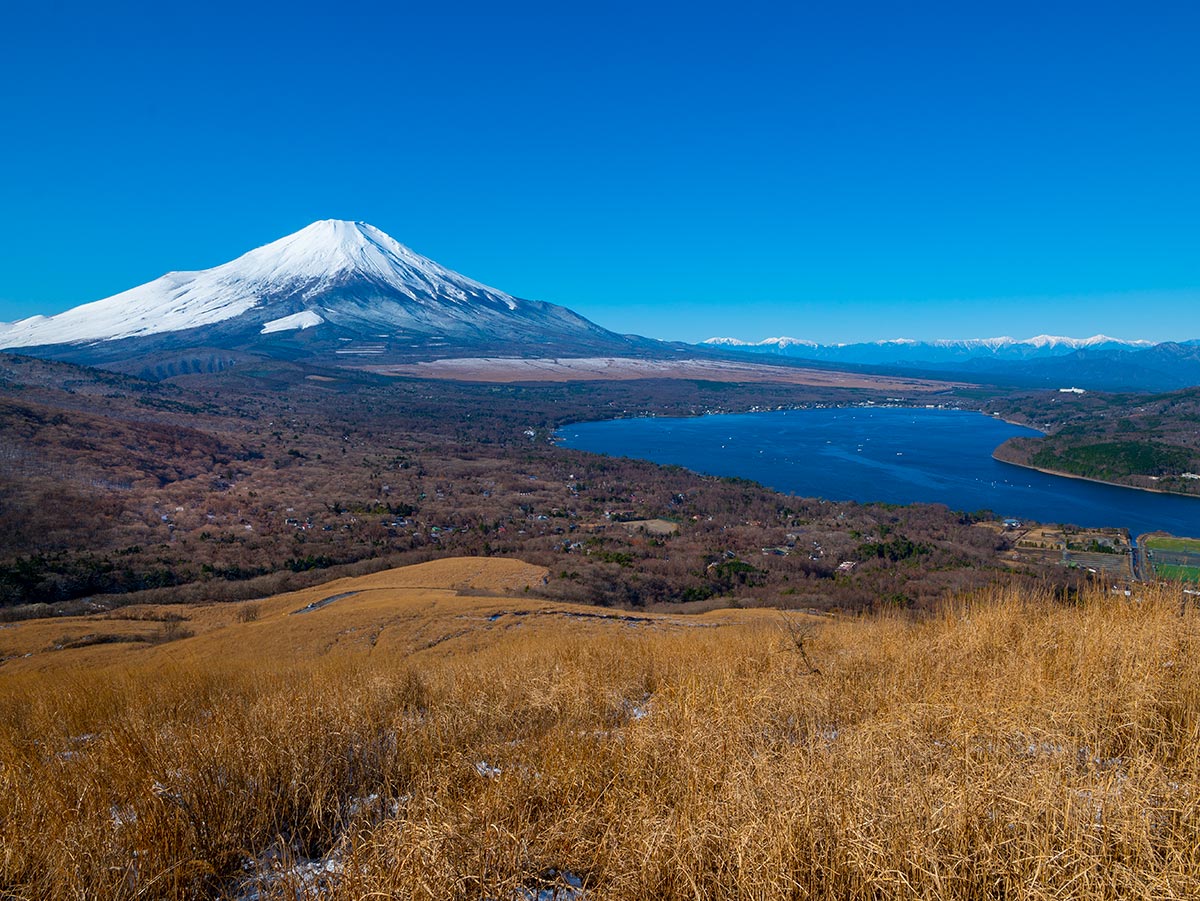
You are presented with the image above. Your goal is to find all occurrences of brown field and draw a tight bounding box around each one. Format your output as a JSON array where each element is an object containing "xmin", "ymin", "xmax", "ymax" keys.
[
  {"xmin": 365, "ymin": 356, "xmax": 960, "ymax": 391},
  {"xmin": 3, "ymin": 558, "xmax": 1200, "ymax": 899}
]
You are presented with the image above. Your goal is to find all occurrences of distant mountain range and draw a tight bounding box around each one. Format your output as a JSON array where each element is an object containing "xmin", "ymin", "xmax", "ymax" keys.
[
  {"xmin": 701, "ymin": 335, "xmax": 1200, "ymax": 391},
  {"xmin": 1, "ymin": 221, "xmax": 1197, "ymax": 392},
  {"xmin": 0, "ymin": 220, "xmax": 653, "ymax": 377},
  {"xmin": 702, "ymin": 334, "xmax": 1156, "ymax": 363}
]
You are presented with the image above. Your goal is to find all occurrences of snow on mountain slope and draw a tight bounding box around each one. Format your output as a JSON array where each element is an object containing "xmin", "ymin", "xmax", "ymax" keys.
[
  {"xmin": 0, "ymin": 268, "xmax": 262, "ymax": 347},
  {"xmin": 260, "ymin": 310, "xmax": 325, "ymax": 334},
  {"xmin": 0, "ymin": 220, "xmax": 533, "ymax": 349}
]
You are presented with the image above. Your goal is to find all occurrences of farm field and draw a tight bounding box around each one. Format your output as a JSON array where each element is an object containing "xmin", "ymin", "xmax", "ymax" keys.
[
  {"xmin": 1007, "ymin": 525, "xmax": 1132, "ymax": 578},
  {"xmin": 1144, "ymin": 534, "xmax": 1200, "ymax": 582},
  {"xmin": 1143, "ymin": 535, "xmax": 1200, "ymax": 554},
  {"xmin": 1154, "ymin": 563, "xmax": 1200, "ymax": 582},
  {"xmin": 3, "ymin": 558, "xmax": 1200, "ymax": 900}
]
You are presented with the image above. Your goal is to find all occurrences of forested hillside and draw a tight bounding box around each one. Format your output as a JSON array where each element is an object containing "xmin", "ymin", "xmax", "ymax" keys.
[{"xmin": 0, "ymin": 353, "xmax": 1040, "ymax": 616}]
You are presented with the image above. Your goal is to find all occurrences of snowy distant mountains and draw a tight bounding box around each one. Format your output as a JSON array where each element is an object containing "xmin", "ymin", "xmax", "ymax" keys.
[
  {"xmin": 702, "ymin": 335, "xmax": 1200, "ymax": 391},
  {"xmin": 0, "ymin": 220, "xmax": 648, "ymax": 375},
  {"xmin": 701, "ymin": 334, "xmax": 1155, "ymax": 365}
]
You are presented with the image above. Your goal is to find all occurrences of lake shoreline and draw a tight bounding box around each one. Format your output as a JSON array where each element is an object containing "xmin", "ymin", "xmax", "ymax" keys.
[
  {"xmin": 559, "ymin": 407, "xmax": 1200, "ymax": 537},
  {"xmin": 992, "ymin": 453, "xmax": 1200, "ymax": 500}
]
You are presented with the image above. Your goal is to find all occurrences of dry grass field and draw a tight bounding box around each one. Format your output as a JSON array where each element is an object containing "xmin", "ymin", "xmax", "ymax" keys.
[{"xmin": 3, "ymin": 557, "xmax": 1199, "ymax": 899}]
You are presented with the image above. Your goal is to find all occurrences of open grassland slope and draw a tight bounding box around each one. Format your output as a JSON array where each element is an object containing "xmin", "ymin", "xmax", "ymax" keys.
[
  {"xmin": 0, "ymin": 557, "xmax": 557, "ymax": 673},
  {"xmin": 3, "ymin": 559, "xmax": 1200, "ymax": 899}
]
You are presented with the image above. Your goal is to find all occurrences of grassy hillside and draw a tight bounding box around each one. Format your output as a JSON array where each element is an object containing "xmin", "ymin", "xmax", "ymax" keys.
[{"xmin": 3, "ymin": 558, "xmax": 1199, "ymax": 899}]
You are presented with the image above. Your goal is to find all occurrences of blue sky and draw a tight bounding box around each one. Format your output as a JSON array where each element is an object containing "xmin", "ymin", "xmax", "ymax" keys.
[{"xmin": 1, "ymin": 1, "xmax": 1197, "ymax": 343}]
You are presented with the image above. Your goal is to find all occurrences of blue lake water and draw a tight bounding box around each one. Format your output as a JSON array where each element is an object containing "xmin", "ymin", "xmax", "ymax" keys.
[{"xmin": 556, "ymin": 408, "xmax": 1200, "ymax": 538}]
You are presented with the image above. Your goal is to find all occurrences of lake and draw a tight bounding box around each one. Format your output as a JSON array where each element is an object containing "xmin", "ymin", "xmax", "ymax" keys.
[{"xmin": 556, "ymin": 407, "xmax": 1200, "ymax": 538}]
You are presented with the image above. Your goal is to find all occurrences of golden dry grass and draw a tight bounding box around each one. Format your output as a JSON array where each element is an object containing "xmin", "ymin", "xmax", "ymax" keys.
[
  {"xmin": 0, "ymin": 558, "xmax": 553, "ymax": 673},
  {"xmin": 2, "ymin": 559, "xmax": 1199, "ymax": 899}
]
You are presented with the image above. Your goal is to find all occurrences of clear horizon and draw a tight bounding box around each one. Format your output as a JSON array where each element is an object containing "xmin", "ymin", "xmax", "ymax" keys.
[{"xmin": 2, "ymin": 3, "xmax": 1198, "ymax": 345}]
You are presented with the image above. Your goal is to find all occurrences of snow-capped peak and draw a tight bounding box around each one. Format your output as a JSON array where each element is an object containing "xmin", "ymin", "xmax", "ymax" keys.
[
  {"xmin": 763, "ymin": 336, "xmax": 819, "ymax": 347},
  {"xmin": 703, "ymin": 335, "xmax": 817, "ymax": 348},
  {"xmin": 1022, "ymin": 333, "xmax": 1151, "ymax": 349},
  {"xmin": 230, "ymin": 220, "xmax": 517, "ymax": 309},
  {"xmin": 700, "ymin": 336, "xmax": 750, "ymax": 346},
  {"xmin": 0, "ymin": 220, "xmax": 520, "ymax": 348}
]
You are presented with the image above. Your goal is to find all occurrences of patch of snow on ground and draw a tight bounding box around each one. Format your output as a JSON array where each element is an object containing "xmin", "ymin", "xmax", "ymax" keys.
[
  {"xmin": 625, "ymin": 693, "xmax": 651, "ymax": 721},
  {"xmin": 110, "ymin": 804, "xmax": 137, "ymax": 829},
  {"xmin": 484, "ymin": 870, "xmax": 586, "ymax": 901},
  {"xmin": 235, "ymin": 844, "xmax": 344, "ymax": 901},
  {"xmin": 515, "ymin": 870, "xmax": 586, "ymax": 900}
]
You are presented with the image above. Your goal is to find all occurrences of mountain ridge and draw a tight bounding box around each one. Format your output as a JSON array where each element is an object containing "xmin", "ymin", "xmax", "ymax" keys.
[
  {"xmin": 0, "ymin": 220, "xmax": 651, "ymax": 373},
  {"xmin": 702, "ymin": 334, "xmax": 1156, "ymax": 359},
  {"xmin": 697, "ymin": 333, "xmax": 1200, "ymax": 391}
]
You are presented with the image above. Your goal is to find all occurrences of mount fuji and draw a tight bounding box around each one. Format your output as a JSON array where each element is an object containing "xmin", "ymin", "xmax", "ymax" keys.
[{"xmin": 0, "ymin": 220, "xmax": 647, "ymax": 376}]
